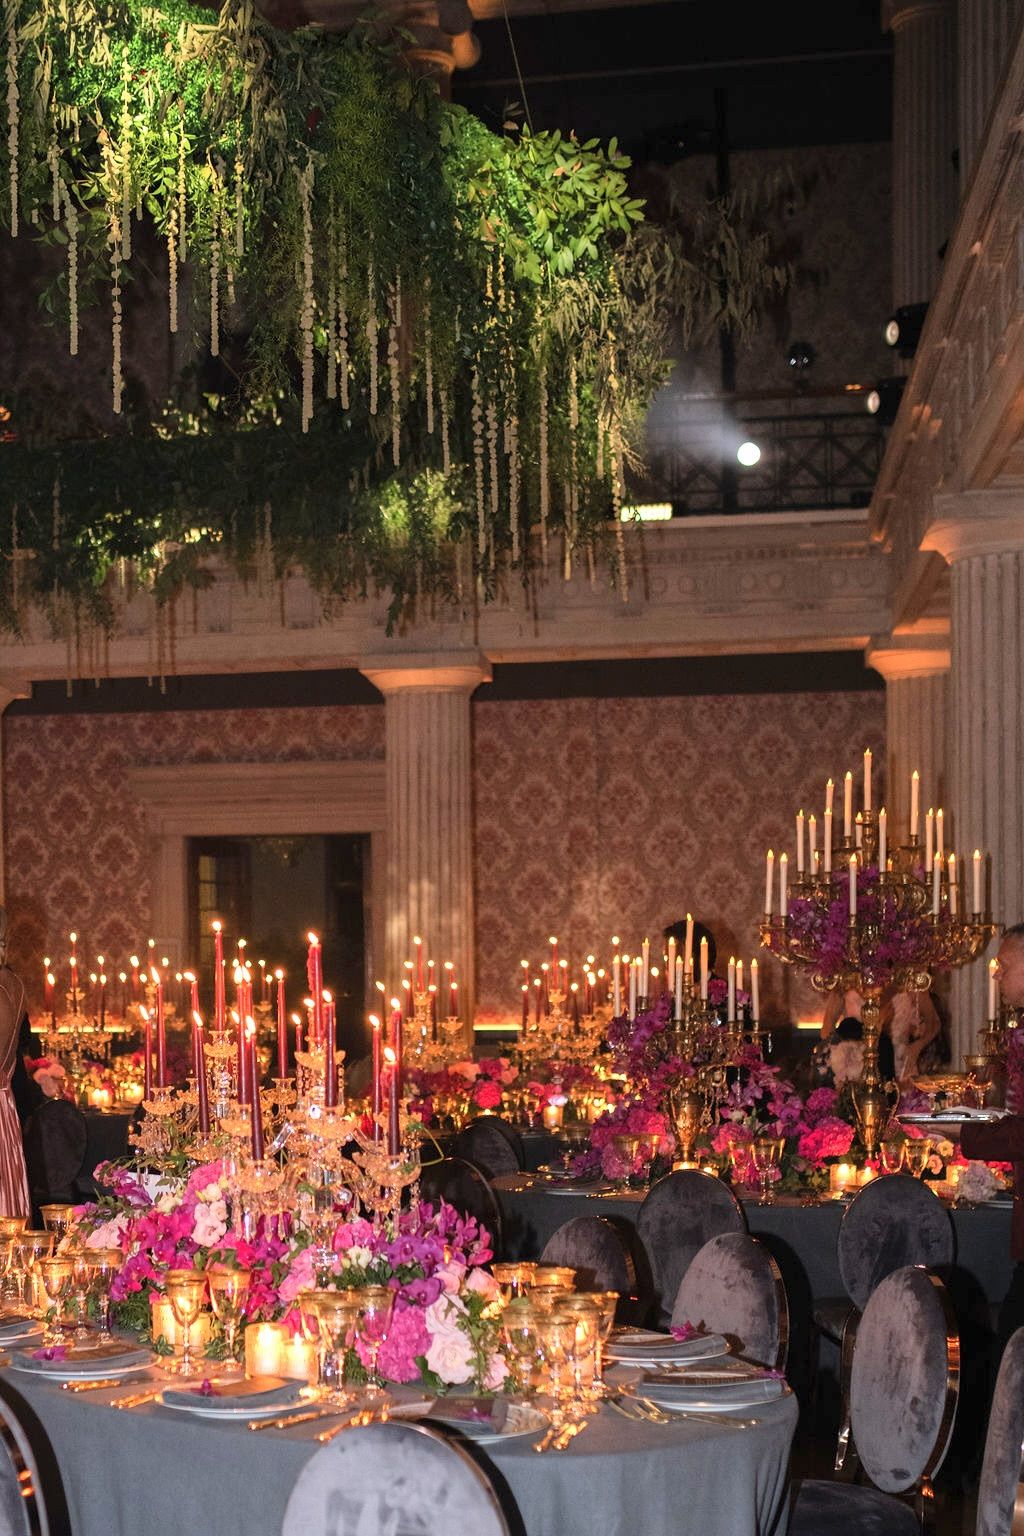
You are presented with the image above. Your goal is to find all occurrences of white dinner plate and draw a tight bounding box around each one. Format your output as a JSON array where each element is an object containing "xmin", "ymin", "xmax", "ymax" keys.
[
  {"xmin": 428, "ymin": 1403, "xmax": 549, "ymax": 1443},
  {"xmin": 160, "ymin": 1391, "xmax": 305, "ymax": 1420},
  {"xmin": 641, "ymin": 1379, "xmax": 787, "ymax": 1413},
  {"xmin": 606, "ymin": 1332, "xmax": 729, "ymax": 1366},
  {"xmin": 7, "ymin": 1356, "xmax": 154, "ymax": 1383}
]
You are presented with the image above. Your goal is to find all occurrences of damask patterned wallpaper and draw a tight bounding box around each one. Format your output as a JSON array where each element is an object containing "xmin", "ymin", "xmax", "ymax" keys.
[{"xmin": 3, "ymin": 687, "xmax": 884, "ymax": 1021}]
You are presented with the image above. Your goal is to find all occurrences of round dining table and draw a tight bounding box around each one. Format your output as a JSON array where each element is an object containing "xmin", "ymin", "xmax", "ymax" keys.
[{"xmin": 6, "ymin": 1367, "xmax": 798, "ymax": 1536}]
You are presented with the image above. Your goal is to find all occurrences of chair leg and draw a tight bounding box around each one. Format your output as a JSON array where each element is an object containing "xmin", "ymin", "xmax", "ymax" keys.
[{"xmin": 834, "ymin": 1309, "xmax": 861, "ymax": 1478}]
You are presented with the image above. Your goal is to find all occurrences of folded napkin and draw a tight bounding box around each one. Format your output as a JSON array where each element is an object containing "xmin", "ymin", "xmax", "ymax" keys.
[
  {"xmin": 640, "ymin": 1373, "xmax": 786, "ymax": 1406},
  {"xmin": 14, "ymin": 1343, "xmax": 152, "ymax": 1373},
  {"xmin": 161, "ymin": 1376, "xmax": 294, "ymax": 1409}
]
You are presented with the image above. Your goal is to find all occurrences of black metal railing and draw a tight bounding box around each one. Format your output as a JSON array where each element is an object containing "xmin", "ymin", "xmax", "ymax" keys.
[{"xmin": 640, "ymin": 410, "xmax": 883, "ymax": 515}]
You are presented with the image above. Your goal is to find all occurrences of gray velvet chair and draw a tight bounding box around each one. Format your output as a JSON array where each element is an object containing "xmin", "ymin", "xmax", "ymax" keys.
[
  {"xmin": 539, "ymin": 1215, "xmax": 640, "ymax": 1299},
  {"xmin": 976, "ymin": 1326, "xmax": 1024, "ymax": 1536},
  {"xmin": 637, "ymin": 1169, "xmax": 746, "ymax": 1325},
  {"xmin": 419, "ymin": 1156, "xmax": 504, "ymax": 1257},
  {"xmin": 0, "ymin": 1377, "xmax": 72, "ymax": 1536},
  {"xmin": 671, "ymin": 1231, "xmax": 789, "ymax": 1371},
  {"xmin": 790, "ymin": 1266, "xmax": 960, "ymax": 1536},
  {"xmin": 283, "ymin": 1420, "xmax": 525, "ymax": 1536},
  {"xmin": 455, "ymin": 1117, "xmax": 525, "ymax": 1179}
]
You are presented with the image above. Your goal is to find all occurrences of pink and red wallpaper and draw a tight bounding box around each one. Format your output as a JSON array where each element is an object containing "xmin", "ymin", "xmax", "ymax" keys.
[{"xmin": 3, "ymin": 688, "xmax": 884, "ymax": 1021}]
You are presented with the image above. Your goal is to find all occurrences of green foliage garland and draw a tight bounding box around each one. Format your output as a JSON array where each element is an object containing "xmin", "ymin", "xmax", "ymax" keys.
[{"xmin": 0, "ymin": 0, "xmax": 669, "ymax": 630}]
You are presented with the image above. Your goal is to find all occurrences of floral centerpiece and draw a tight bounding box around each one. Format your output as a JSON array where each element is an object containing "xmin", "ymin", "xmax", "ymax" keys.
[{"xmin": 72, "ymin": 1162, "xmax": 507, "ymax": 1392}]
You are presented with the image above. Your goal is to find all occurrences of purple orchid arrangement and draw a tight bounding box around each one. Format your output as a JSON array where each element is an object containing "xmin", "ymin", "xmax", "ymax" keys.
[{"xmin": 784, "ymin": 864, "xmax": 946, "ymax": 987}]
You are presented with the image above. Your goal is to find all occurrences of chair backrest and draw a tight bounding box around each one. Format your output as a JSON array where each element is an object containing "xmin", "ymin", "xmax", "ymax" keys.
[
  {"xmin": 23, "ymin": 1100, "xmax": 87, "ymax": 1209},
  {"xmin": 418, "ymin": 1157, "xmax": 504, "ymax": 1256},
  {"xmin": 976, "ymin": 1327, "xmax": 1024, "ymax": 1536},
  {"xmin": 671, "ymin": 1232, "xmax": 790, "ymax": 1371},
  {"xmin": 849, "ymin": 1266, "xmax": 959, "ymax": 1496},
  {"xmin": 454, "ymin": 1118, "xmax": 524, "ymax": 1179},
  {"xmin": 637, "ymin": 1169, "xmax": 746, "ymax": 1324},
  {"xmin": 0, "ymin": 1378, "xmax": 72, "ymax": 1536},
  {"xmin": 282, "ymin": 1420, "xmax": 523, "ymax": 1536},
  {"xmin": 838, "ymin": 1173, "xmax": 954, "ymax": 1310},
  {"xmin": 539, "ymin": 1216, "xmax": 639, "ymax": 1298}
]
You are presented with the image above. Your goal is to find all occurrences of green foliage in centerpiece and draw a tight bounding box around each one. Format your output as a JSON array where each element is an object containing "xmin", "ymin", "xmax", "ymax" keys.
[{"xmin": 0, "ymin": 0, "xmax": 670, "ymax": 630}]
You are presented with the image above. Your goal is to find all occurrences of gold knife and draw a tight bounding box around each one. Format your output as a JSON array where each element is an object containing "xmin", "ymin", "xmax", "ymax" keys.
[
  {"xmin": 113, "ymin": 1389, "xmax": 164, "ymax": 1410},
  {"xmin": 248, "ymin": 1407, "xmax": 345, "ymax": 1433},
  {"xmin": 62, "ymin": 1378, "xmax": 127, "ymax": 1393}
]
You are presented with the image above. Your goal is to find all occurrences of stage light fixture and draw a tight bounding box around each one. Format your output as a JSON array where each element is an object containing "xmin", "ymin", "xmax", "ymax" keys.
[
  {"xmin": 736, "ymin": 441, "xmax": 761, "ymax": 467},
  {"xmin": 865, "ymin": 376, "xmax": 906, "ymax": 426},
  {"xmin": 884, "ymin": 302, "xmax": 928, "ymax": 358}
]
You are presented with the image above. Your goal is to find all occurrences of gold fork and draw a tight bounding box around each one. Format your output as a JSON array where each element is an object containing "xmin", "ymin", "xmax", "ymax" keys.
[
  {"xmin": 113, "ymin": 1389, "xmax": 164, "ymax": 1410},
  {"xmin": 249, "ymin": 1407, "xmax": 348, "ymax": 1433},
  {"xmin": 315, "ymin": 1408, "xmax": 385, "ymax": 1443},
  {"xmin": 62, "ymin": 1378, "xmax": 129, "ymax": 1394}
]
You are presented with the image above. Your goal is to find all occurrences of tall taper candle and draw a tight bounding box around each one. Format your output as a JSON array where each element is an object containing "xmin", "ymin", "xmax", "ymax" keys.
[
  {"xmin": 213, "ymin": 921, "xmax": 226, "ymax": 1033},
  {"xmin": 824, "ymin": 810, "xmax": 832, "ymax": 873},
  {"xmin": 155, "ymin": 977, "xmax": 167, "ymax": 1088},
  {"xmin": 910, "ymin": 771, "xmax": 920, "ymax": 839},
  {"xmin": 779, "ymin": 852, "xmax": 788, "ymax": 915},
  {"xmin": 275, "ymin": 969, "xmax": 287, "ymax": 1079},
  {"xmin": 926, "ymin": 808, "xmax": 934, "ymax": 871},
  {"xmin": 878, "ymin": 807, "xmax": 887, "ymax": 871},
  {"xmin": 848, "ymin": 854, "xmax": 857, "ymax": 917},
  {"xmin": 948, "ymin": 854, "xmax": 958, "ymax": 917},
  {"xmin": 307, "ymin": 934, "xmax": 324, "ymax": 1047},
  {"xmin": 727, "ymin": 956, "xmax": 736, "ymax": 1021},
  {"xmin": 843, "ymin": 772, "xmax": 853, "ymax": 838},
  {"xmin": 684, "ymin": 913, "xmax": 694, "ymax": 973},
  {"xmin": 192, "ymin": 1011, "xmax": 210, "ymax": 1135},
  {"xmin": 323, "ymin": 989, "xmax": 337, "ymax": 1108},
  {"xmin": 973, "ymin": 849, "xmax": 983, "ymax": 915},
  {"xmin": 248, "ymin": 1024, "xmax": 264, "ymax": 1160},
  {"xmin": 370, "ymin": 1015, "xmax": 382, "ymax": 1142},
  {"xmin": 674, "ymin": 956, "xmax": 683, "ymax": 1019},
  {"xmin": 750, "ymin": 959, "xmax": 760, "ymax": 1022},
  {"xmin": 796, "ymin": 810, "xmax": 805, "ymax": 874},
  {"xmin": 989, "ymin": 958, "xmax": 1000, "ymax": 1024},
  {"xmin": 699, "ymin": 937, "xmax": 709, "ymax": 1002},
  {"xmin": 764, "ymin": 850, "xmax": 775, "ymax": 916},
  {"xmin": 640, "ymin": 938, "xmax": 650, "ymax": 1000},
  {"xmin": 141, "ymin": 1006, "xmax": 152, "ymax": 1102},
  {"xmin": 612, "ymin": 954, "xmax": 622, "ymax": 1016},
  {"xmin": 863, "ymin": 748, "xmax": 872, "ymax": 815}
]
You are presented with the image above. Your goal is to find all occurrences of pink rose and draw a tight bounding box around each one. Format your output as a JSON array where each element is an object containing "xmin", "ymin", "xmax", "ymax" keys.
[
  {"xmin": 424, "ymin": 1297, "xmax": 475, "ymax": 1385},
  {"xmin": 277, "ymin": 1246, "xmax": 316, "ymax": 1304},
  {"xmin": 464, "ymin": 1268, "xmax": 500, "ymax": 1303},
  {"xmin": 482, "ymin": 1352, "xmax": 510, "ymax": 1391},
  {"xmin": 435, "ymin": 1260, "xmax": 467, "ymax": 1296}
]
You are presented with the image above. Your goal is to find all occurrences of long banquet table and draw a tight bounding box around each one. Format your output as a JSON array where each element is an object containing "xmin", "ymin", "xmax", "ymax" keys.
[
  {"xmin": 491, "ymin": 1174, "xmax": 1016, "ymax": 1307},
  {"xmin": 8, "ymin": 1369, "xmax": 798, "ymax": 1536}
]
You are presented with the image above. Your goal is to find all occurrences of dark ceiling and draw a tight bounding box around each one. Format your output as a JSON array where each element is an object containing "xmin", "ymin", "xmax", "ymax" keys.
[{"xmin": 453, "ymin": 0, "xmax": 892, "ymax": 156}]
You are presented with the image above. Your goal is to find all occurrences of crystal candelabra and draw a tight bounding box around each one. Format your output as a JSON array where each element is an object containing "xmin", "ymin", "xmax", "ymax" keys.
[
  {"xmin": 760, "ymin": 781, "xmax": 994, "ymax": 1154},
  {"xmin": 664, "ymin": 985, "xmax": 762, "ymax": 1165}
]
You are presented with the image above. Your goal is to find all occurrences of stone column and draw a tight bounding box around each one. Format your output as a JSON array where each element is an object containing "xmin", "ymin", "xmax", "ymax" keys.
[
  {"xmin": 360, "ymin": 651, "xmax": 491, "ymax": 1025},
  {"xmin": 866, "ymin": 624, "xmax": 951, "ymax": 825},
  {"xmin": 958, "ymin": 0, "xmax": 1022, "ymax": 190},
  {"xmin": 0, "ymin": 679, "xmax": 30, "ymax": 908},
  {"xmin": 886, "ymin": 0, "xmax": 959, "ymax": 308},
  {"xmin": 922, "ymin": 495, "xmax": 1024, "ymax": 1063}
]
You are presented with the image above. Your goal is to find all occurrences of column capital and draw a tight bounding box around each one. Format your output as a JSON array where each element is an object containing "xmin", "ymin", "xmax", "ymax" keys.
[
  {"xmin": 0, "ymin": 677, "xmax": 30, "ymax": 713},
  {"xmin": 924, "ymin": 492, "xmax": 1024, "ymax": 563},
  {"xmin": 883, "ymin": 0, "xmax": 952, "ymax": 32},
  {"xmin": 360, "ymin": 650, "xmax": 492, "ymax": 696},
  {"xmin": 866, "ymin": 622, "xmax": 951, "ymax": 680}
]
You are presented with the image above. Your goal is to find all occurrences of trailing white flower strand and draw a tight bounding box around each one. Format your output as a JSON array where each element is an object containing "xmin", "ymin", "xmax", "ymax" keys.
[
  {"xmin": 298, "ymin": 161, "xmax": 314, "ymax": 433},
  {"xmin": 509, "ymin": 411, "xmax": 520, "ymax": 564},
  {"xmin": 366, "ymin": 257, "xmax": 379, "ymax": 416},
  {"xmin": 388, "ymin": 273, "xmax": 401, "ymax": 466},
  {"xmin": 471, "ymin": 369, "xmax": 485, "ymax": 554},
  {"xmin": 119, "ymin": 51, "xmax": 131, "ymax": 261},
  {"xmin": 110, "ymin": 209, "xmax": 123, "ymax": 413},
  {"xmin": 166, "ymin": 201, "xmax": 178, "ymax": 334},
  {"xmin": 234, "ymin": 154, "xmax": 244, "ymax": 259},
  {"xmin": 60, "ymin": 186, "xmax": 78, "ymax": 355},
  {"xmin": 424, "ymin": 292, "xmax": 434, "ymax": 435},
  {"xmin": 48, "ymin": 134, "xmax": 59, "ymax": 220},
  {"xmin": 538, "ymin": 359, "xmax": 550, "ymax": 564},
  {"xmin": 337, "ymin": 232, "xmax": 349, "ymax": 410},
  {"xmin": 441, "ymin": 390, "xmax": 451, "ymax": 475},
  {"xmin": 209, "ymin": 212, "xmax": 220, "ymax": 358},
  {"xmin": 176, "ymin": 108, "xmax": 187, "ymax": 262},
  {"xmin": 5, "ymin": 0, "xmax": 18, "ymax": 237}
]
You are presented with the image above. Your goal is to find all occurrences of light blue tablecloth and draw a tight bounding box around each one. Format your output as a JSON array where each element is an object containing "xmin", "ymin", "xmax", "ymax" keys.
[{"xmin": 6, "ymin": 1369, "xmax": 798, "ymax": 1536}]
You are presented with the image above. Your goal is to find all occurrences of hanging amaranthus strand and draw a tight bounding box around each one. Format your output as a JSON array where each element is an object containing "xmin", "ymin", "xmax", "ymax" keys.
[{"xmin": 298, "ymin": 161, "xmax": 314, "ymax": 432}]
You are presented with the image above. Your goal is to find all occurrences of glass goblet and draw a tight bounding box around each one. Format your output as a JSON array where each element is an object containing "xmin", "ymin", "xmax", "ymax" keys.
[
  {"xmin": 164, "ymin": 1270, "xmax": 208, "ymax": 1378},
  {"xmin": 538, "ymin": 1311, "xmax": 578, "ymax": 1407},
  {"xmin": 69, "ymin": 1248, "xmax": 94, "ymax": 1341},
  {"xmin": 307, "ymin": 1290, "xmax": 362, "ymax": 1404},
  {"xmin": 552, "ymin": 1296, "xmax": 600, "ymax": 1412},
  {"xmin": 751, "ymin": 1136, "xmax": 785, "ymax": 1205},
  {"xmin": 87, "ymin": 1248, "xmax": 122, "ymax": 1343},
  {"xmin": 207, "ymin": 1269, "xmax": 251, "ymax": 1367},
  {"xmin": 577, "ymin": 1289, "xmax": 618, "ymax": 1385},
  {"xmin": 492, "ymin": 1263, "xmax": 537, "ymax": 1302},
  {"xmin": 904, "ymin": 1137, "xmax": 933, "ymax": 1178},
  {"xmin": 40, "ymin": 1204, "xmax": 76, "ymax": 1247},
  {"xmin": 37, "ymin": 1256, "xmax": 73, "ymax": 1345},
  {"xmin": 529, "ymin": 1266, "xmax": 576, "ymax": 1292},
  {"xmin": 353, "ymin": 1285, "xmax": 394, "ymax": 1403},
  {"xmin": 879, "ymin": 1137, "xmax": 907, "ymax": 1176},
  {"xmin": 21, "ymin": 1231, "xmax": 55, "ymax": 1315},
  {"xmin": 501, "ymin": 1297, "xmax": 542, "ymax": 1396}
]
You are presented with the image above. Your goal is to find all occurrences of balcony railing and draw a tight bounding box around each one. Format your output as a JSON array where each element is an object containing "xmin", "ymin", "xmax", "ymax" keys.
[{"xmin": 640, "ymin": 409, "xmax": 884, "ymax": 516}]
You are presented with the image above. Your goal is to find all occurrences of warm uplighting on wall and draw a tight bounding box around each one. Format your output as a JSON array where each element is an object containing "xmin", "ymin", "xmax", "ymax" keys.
[{"xmin": 619, "ymin": 503, "xmax": 673, "ymax": 522}]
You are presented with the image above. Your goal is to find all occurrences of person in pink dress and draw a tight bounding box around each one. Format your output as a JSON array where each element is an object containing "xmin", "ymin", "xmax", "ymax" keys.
[{"xmin": 0, "ymin": 912, "xmax": 31, "ymax": 1218}]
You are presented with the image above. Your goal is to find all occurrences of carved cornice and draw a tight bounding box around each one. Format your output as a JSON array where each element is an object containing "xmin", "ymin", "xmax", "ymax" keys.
[
  {"xmin": 3, "ymin": 511, "xmax": 891, "ymax": 682},
  {"xmin": 866, "ymin": 619, "xmax": 951, "ymax": 680}
]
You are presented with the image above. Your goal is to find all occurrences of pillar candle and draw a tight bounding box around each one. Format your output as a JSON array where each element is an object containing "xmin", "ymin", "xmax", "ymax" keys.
[
  {"xmin": 948, "ymin": 854, "xmax": 958, "ymax": 917},
  {"xmin": 370, "ymin": 1015, "xmax": 382, "ymax": 1142},
  {"xmin": 779, "ymin": 852, "xmax": 788, "ymax": 915},
  {"xmin": 925, "ymin": 808, "xmax": 935, "ymax": 871},
  {"xmin": 274, "ymin": 970, "xmax": 287, "ymax": 1078},
  {"xmin": 973, "ymin": 849, "xmax": 983, "ymax": 915},
  {"xmin": 750, "ymin": 959, "xmax": 760, "ymax": 1022},
  {"xmin": 848, "ymin": 854, "xmax": 858, "ymax": 917},
  {"xmin": 796, "ymin": 810, "xmax": 805, "ymax": 874},
  {"xmin": 764, "ymin": 850, "xmax": 775, "ymax": 916},
  {"xmin": 843, "ymin": 772, "xmax": 853, "ymax": 839},
  {"xmin": 863, "ymin": 748, "xmax": 872, "ymax": 815},
  {"xmin": 245, "ymin": 1322, "xmax": 285, "ymax": 1379},
  {"xmin": 727, "ymin": 957, "xmax": 736, "ymax": 1021},
  {"xmin": 155, "ymin": 977, "xmax": 167, "ymax": 1088},
  {"xmin": 699, "ymin": 937, "xmax": 709, "ymax": 1002},
  {"xmin": 878, "ymin": 807, "xmax": 887, "ymax": 872},
  {"xmin": 989, "ymin": 958, "xmax": 1000, "ymax": 1023},
  {"xmin": 141, "ymin": 1006, "xmax": 152, "ymax": 1101},
  {"xmin": 213, "ymin": 922, "xmax": 226, "ymax": 1033},
  {"xmin": 307, "ymin": 934, "xmax": 323, "ymax": 1046},
  {"xmin": 248, "ymin": 1026, "xmax": 265, "ymax": 1159},
  {"xmin": 684, "ymin": 913, "xmax": 694, "ymax": 973},
  {"xmin": 323, "ymin": 991, "xmax": 337, "ymax": 1108},
  {"xmin": 910, "ymin": 771, "xmax": 920, "ymax": 839},
  {"xmin": 192, "ymin": 1011, "xmax": 210, "ymax": 1135},
  {"xmin": 823, "ymin": 810, "xmax": 832, "ymax": 874}
]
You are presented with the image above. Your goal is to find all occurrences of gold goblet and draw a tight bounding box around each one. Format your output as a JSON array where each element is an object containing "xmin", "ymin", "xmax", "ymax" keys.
[
  {"xmin": 352, "ymin": 1285, "xmax": 394, "ymax": 1403},
  {"xmin": 21, "ymin": 1231, "xmax": 55, "ymax": 1315},
  {"xmin": 307, "ymin": 1290, "xmax": 362, "ymax": 1404},
  {"xmin": 207, "ymin": 1269, "xmax": 251, "ymax": 1367},
  {"xmin": 164, "ymin": 1270, "xmax": 208, "ymax": 1378},
  {"xmin": 87, "ymin": 1248, "xmax": 123, "ymax": 1342},
  {"xmin": 37, "ymin": 1256, "xmax": 73, "ymax": 1345}
]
